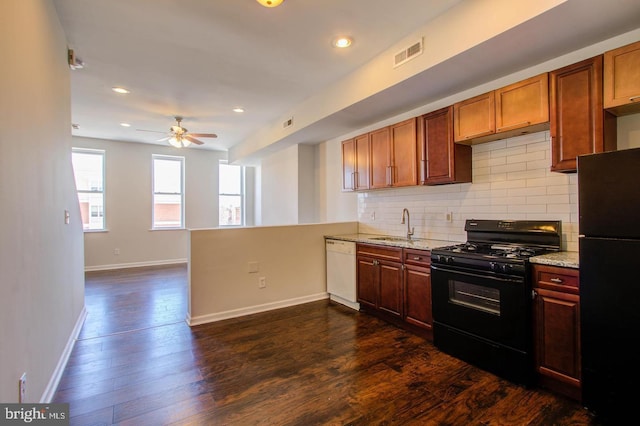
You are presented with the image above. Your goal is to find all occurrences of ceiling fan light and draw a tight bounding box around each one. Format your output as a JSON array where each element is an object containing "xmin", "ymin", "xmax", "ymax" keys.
[
  {"xmin": 182, "ymin": 139, "xmax": 191, "ymax": 148},
  {"xmin": 256, "ymin": 0, "xmax": 284, "ymax": 7},
  {"xmin": 169, "ymin": 137, "xmax": 182, "ymax": 148}
]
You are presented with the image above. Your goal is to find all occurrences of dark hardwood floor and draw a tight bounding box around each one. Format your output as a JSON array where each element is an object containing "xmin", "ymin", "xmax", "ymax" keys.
[{"xmin": 53, "ymin": 264, "xmax": 598, "ymax": 425}]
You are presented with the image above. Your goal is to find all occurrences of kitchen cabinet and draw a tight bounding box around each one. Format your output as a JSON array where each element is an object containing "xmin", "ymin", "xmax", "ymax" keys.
[
  {"xmin": 341, "ymin": 133, "xmax": 369, "ymax": 191},
  {"xmin": 370, "ymin": 119, "xmax": 418, "ymax": 189},
  {"xmin": 403, "ymin": 248, "xmax": 432, "ymax": 339},
  {"xmin": 419, "ymin": 106, "xmax": 472, "ymax": 185},
  {"xmin": 453, "ymin": 91, "xmax": 495, "ymax": 143},
  {"xmin": 356, "ymin": 244, "xmax": 403, "ymax": 319},
  {"xmin": 495, "ymin": 73, "xmax": 549, "ymax": 133},
  {"xmin": 549, "ymin": 55, "xmax": 617, "ymax": 172},
  {"xmin": 453, "ymin": 73, "xmax": 550, "ymax": 144},
  {"xmin": 532, "ymin": 264, "xmax": 581, "ymax": 401},
  {"xmin": 604, "ymin": 40, "xmax": 640, "ymax": 116}
]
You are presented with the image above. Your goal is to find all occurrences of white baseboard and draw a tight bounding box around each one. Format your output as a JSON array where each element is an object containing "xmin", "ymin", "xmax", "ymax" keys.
[
  {"xmin": 329, "ymin": 294, "xmax": 360, "ymax": 311},
  {"xmin": 40, "ymin": 306, "xmax": 87, "ymax": 403},
  {"xmin": 84, "ymin": 258, "xmax": 187, "ymax": 272},
  {"xmin": 187, "ymin": 293, "xmax": 330, "ymax": 326}
]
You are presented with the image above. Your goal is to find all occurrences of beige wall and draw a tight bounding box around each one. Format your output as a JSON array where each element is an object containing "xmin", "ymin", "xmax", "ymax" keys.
[
  {"xmin": 0, "ymin": 1, "xmax": 85, "ymax": 403},
  {"xmin": 188, "ymin": 222, "xmax": 358, "ymax": 324},
  {"xmin": 72, "ymin": 137, "xmax": 227, "ymax": 270}
]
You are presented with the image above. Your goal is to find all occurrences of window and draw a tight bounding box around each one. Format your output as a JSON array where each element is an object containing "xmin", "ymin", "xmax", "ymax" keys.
[
  {"xmin": 219, "ymin": 162, "xmax": 244, "ymax": 226},
  {"xmin": 152, "ymin": 155, "xmax": 184, "ymax": 229},
  {"xmin": 72, "ymin": 148, "xmax": 105, "ymax": 231}
]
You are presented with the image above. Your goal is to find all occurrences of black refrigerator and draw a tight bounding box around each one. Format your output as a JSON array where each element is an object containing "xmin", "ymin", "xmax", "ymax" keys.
[{"xmin": 578, "ymin": 147, "xmax": 640, "ymax": 423}]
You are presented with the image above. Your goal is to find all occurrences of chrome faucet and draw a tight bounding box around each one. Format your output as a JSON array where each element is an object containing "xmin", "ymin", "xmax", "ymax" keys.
[{"xmin": 401, "ymin": 208, "xmax": 414, "ymax": 240}]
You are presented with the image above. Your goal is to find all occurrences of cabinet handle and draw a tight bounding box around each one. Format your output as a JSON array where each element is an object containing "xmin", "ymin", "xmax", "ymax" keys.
[
  {"xmin": 630, "ymin": 95, "xmax": 640, "ymax": 102},
  {"xmin": 354, "ymin": 171, "xmax": 359, "ymax": 190},
  {"xmin": 496, "ymin": 121, "xmax": 531, "ymax": 132},
  {"xmin": 387, "ymin": 166, "xmax": 393, "ymax": 186},
  {"xmin": 531, "ymin": 289, "xmax": 537, "ymax": 299},
  {"xmin": 550, "ymin": 277, "xmax": 564, "ymax": 284},
  {"xmin": 351, "ymin": 172, "xmax": 356, "ymax": 190},
  {"xmin": 412, "ymin": 256, "xmax": 421, "ymax": 260}
]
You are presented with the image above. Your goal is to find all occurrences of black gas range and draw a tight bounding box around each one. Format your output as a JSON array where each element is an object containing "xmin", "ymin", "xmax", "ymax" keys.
[
  {"xmin": 430, "ymin": 219, "xmax": 562, "ymax": 386},
  {"xmin": 431, "ymin": 219, "xmax": 562, "ymax": 276}
]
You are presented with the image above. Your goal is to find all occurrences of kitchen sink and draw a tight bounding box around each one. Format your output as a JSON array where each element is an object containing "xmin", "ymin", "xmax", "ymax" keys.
[{"xmin": 369, "ymin": 236, "xmax": 427, "ymax": 243}]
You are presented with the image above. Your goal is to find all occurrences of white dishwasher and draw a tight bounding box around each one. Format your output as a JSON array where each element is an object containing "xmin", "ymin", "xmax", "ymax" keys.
[{"xmin": 325, "ymin": 238, "xmax": 359, "ymax": 311}]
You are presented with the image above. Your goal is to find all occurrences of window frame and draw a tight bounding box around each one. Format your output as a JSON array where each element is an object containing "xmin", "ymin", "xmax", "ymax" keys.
[
  {"xmin": 72, "ymin": 147, "xmax": 106, "ymax": 232},
  {"xmin": 152, "ymin": 154, "xmax": 185, "ymax": 230},
  {"xmin": 219, "ymin": 161, "xmax": 245, "ymax": 227}
]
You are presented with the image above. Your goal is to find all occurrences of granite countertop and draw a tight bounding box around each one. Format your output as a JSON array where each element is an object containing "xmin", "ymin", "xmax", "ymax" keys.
[
  {"xmin": 325, "ymin": 233, "xmax": 458, "ymax": 251},
  {"xmin": 529, "ymin": 251, "xmax": 579, "ymax": 269}
]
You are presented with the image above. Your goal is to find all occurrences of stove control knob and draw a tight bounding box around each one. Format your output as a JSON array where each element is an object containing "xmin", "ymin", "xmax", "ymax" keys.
[
  {"xmin": 502, "ymin": 264, "xmax": 512, "ymax": 273},
  {"xmin": 490, "ymin": 262, "xmax": 500, "ymax": 272}
]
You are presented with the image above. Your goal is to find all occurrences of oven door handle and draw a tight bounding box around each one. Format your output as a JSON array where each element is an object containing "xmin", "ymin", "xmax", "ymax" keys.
[{"xmin": 431, "ymin": 264, "xmax": 524, "ymax": 284}]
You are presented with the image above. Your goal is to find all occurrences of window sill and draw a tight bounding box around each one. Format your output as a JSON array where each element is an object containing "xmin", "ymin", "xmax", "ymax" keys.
[
  {"xmin": 83, "ymin": 229, "xmax": 108, "ymax": 233},
  {"xmin": 149, "ymin": 227, "xmax": 186, "ymax": 231}
]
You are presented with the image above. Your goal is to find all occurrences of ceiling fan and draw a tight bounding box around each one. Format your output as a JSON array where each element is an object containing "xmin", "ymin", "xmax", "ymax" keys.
[{"xmin": 138, "ymin": 116, "xmax": 218, "ymax": 148}]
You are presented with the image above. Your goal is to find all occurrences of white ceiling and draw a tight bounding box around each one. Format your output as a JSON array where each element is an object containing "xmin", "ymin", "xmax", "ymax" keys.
[{"xmin": 54, "ymin": 0, "xmax": 640, "ymax": 162}]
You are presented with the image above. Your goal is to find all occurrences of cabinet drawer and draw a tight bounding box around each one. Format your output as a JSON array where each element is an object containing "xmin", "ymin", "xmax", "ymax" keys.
[
  {"xmin": 356, "ymin": 243, "xmax": 402, "ymax": 262},
  {"xmin": 533, "ymin": 264, "xmax": 579, "ymax": 294},
  {"xmin": 403, "ymin": 248, "xmax": 431, "ymax": 268}
]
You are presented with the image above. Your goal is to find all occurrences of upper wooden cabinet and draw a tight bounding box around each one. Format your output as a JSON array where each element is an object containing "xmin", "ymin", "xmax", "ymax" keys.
[
  {"xmin": 341, "ymin": 133, "xmax": 369, "ymax": 191},
  {"xmin": 495, "ymin": 73, "xmax": 549, "ymax": 132},
  {"xmin": 369, "ymin": 126, "xmax": 392, "ymax": 189},
  {"xmin": 454, "ymin": 73, "xmax": 550, "ymax": 144},
  {"xmin": 604, "ymin": 40, "xmax": 640, "ymax": 116},
  {"xmin": 453, "ymin": 91, "xmax": 495, "ymax": 142},
  {"xmin": 549, "ymin": 55, "xmax": 616, "ymax": 172},
  {"xmin": 370, "ymin": 118, "xmax": 418, "ymax": 189},
  {"xmin": 419, "ymin": 106, "xmax": 472, "ymax": 185},
  {"xmin": 389, "ymin": 118, "xmax": 419, "ymax": 187}
]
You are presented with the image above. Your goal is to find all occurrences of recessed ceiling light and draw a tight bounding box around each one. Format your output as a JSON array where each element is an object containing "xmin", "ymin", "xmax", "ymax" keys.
[
  {"xmin": 120, "ymin": 122, "xmax": 131, "ymax": 127},
  {"xmin": 233, "ymin": 107, "xmax": 245, "ymax": 113},
  {"xmin": 333, "ymin": 36, "xmax": 352, "ymax": 48},
  {"xmin": 256, "ymin": 0, "xmax": 284, "ymax": 7},
  {"xmin": 112, "ymin": 87, "xmax": 130, "ymax": 94}
]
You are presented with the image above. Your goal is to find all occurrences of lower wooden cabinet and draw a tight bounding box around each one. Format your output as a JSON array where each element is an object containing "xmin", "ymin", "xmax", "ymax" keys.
[
  {"xmin": 403, "ymin": 248, "xmax": 432, "ymax": 339},
  {"xmin": 357, "ymin": 243, "xmax": 432, "ymax": 339},
  {"xmin": 532, "ymin": 264, "xmax": 581, "ymax": 401}
]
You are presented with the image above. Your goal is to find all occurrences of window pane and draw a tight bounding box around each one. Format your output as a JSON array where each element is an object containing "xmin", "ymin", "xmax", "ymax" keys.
[
  {"xmin": 219, "ymin": 163, "xmax": 241, "ymax": 194},
  {"xmin": 154, "ymin": 159, "xmax": 182, "ymax": 193},
  {"xmin": 219, "ymin": 195, "xmax": 242, "ymax": 226},
  {"xmin": 72, "ymin": 152, "xmax": 103, "ymax": 191},
  {"xmin": 72, "ymin": 149, "xmax": 105, "ymax": 231},
  {"xmin": 153, "ymin": 193, "xmax": 182, "ymax": 228},
  {"xmin": 153, "ymin": 155, "xmax": 184, "ymax": 229},
  {"xmin": 78, "ymin": 192, "xmax": 104, "ymax": 230}
]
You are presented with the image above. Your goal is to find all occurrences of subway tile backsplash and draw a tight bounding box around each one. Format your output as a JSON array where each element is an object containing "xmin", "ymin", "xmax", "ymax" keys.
[{"xmin": 357, "ymin": 131, "xmax": 579, "ymax": 252}]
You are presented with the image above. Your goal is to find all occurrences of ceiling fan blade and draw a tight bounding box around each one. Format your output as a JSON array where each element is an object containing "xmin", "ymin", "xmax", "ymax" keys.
[
  {"xmin": 136, "ymin": 129, "xmax": 167, "ymax": 134},
  {"xmin": 185, "ymin": 136, "xmax": 204, "ymax": 145},
  {"xmin": 188, "ymin": 133, "xmax": 217, "ymax": 138}
]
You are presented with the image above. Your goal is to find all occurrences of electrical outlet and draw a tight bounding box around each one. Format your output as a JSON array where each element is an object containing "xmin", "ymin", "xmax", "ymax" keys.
[
  {"xmin": 19, "ymin": 373, "xmax": 26, "ymax": 403},
  {"xmin": 258, "ymin": 277, "xmax": 266, "ymax": 288},
  {"xmin": 114, "ymin": 248, "xmax": 120, "ymax": 255},
  {"xmin": 371, "ymin": 211, "xmax": 376, "ymax": 221},
  {"xmin": 446, "ymin": 212, "xmax": 453, "ymax": 222}
]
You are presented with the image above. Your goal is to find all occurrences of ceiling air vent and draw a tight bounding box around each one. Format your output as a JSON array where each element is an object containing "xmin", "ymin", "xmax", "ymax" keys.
[
  {"xmin": 283, "ymin": 117, "xmax": 293, "ymax": 128},
  {"xmin": 393, "ymin": 38, "xmax": 423, "ymax": 68}
]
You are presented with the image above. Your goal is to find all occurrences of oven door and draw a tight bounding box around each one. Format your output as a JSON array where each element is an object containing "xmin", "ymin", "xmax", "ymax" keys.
[{"xmin": 431, "ymin": 264, "xmax": 530, "ymax": 351}]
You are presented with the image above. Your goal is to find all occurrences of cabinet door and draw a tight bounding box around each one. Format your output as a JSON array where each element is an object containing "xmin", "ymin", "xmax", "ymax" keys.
[
  {"xmin": 369, "ymin": 127, "xmax": 391, "ymax": 189},
  {"xmin": 404, "ymin": 265, "xmax": 432, "ymax": 330},
  {"xmin": 604, "ymin": 40, "xmax": 640, "ymax": 115},
  {"xmin": 341, "ymin": 138, "xmax": 356, "ymax": 191},
  {"xmin": 420, "ymin": 106, "xmax": 471, "ymax": 185},
  {"xmin": 534, "ymin": 288, "xmax": 581, "ymax": 390},
  {"xmin": 354, "ymin": 133, "xmax": 370, "ymax": 190},
  {"xmin": 378, "ymin": 260, "xmax": 403, "ymax": 318},
  {"xmin": 390, "ymin": 118, "xmax": 418, "ymax": 187},
  {"xmin": 453, "ymin": 91, "xmax": 495, "ymax": 142},
  {"xmin": 495, "ymin": 73, "xmax": 549, "ymax": 132},
  {"xmin": 356, "ymin": 256, "xmax": 377, "ymax": 309},
  {"xmin": 550, "ymin": 55, "xmax": 615, "ymax": 172}
]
